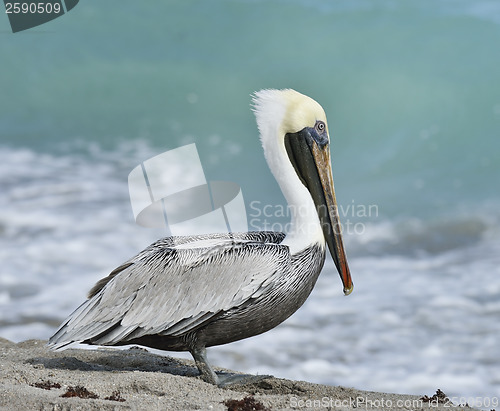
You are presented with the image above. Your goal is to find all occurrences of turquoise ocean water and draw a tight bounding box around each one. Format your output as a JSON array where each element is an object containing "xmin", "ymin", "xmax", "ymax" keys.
[{"xmin": 1, "ymin": 0, "xmax": 499, "ymax": 403}]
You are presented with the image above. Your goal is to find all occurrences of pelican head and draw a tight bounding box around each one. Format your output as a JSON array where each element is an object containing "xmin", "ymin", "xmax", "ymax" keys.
[{"xmin": 253, "ymin": 89, "xmax": 353, "ymax": 295}]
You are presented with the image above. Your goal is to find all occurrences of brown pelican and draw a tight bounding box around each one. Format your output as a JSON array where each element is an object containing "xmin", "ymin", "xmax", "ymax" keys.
[{"xmin": 48, "ymin": 89, "xmax": 353, "ymax": 386}]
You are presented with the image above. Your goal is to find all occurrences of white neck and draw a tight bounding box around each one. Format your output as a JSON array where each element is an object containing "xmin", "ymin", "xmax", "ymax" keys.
[{"xmin": 259, "ymin": 119, "xmax": 325, "ymax": 255}]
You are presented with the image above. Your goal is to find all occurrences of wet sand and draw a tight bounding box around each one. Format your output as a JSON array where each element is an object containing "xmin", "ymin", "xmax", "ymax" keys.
[{"xmin": 0, "ymin": 338, "xmax": 477, "ymax": 410}]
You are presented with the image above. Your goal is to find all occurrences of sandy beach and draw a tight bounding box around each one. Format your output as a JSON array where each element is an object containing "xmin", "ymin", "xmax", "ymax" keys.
[{"xmin": 0, "ymin": 338, "xmax": 480, "ymax": 411}]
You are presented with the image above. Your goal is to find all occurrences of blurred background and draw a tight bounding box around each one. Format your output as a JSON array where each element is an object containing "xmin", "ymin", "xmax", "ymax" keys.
[{"xmin": 1, "ymin": 0, "xmax": 499, "ymax": 401}]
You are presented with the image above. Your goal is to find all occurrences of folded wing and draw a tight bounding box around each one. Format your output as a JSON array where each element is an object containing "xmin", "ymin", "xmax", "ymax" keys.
[{"xmin": 48, "ymin": 232, "xmax": 288, "ymax": 349}]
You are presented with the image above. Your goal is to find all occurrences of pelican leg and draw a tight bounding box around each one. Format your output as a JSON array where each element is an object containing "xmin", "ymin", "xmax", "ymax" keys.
[
  {"xmin": 191, "ymin": 346, "xmax": 218, "ymax": 385},
  {"xmin": 190, "ymin": 346, "xmax": 272, "ymax": 387}
]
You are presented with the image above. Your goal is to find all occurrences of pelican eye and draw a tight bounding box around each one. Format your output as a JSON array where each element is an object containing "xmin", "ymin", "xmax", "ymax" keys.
[{"xmin": 315, "ymin": 121, "xmax": 326, "ymax": 134}]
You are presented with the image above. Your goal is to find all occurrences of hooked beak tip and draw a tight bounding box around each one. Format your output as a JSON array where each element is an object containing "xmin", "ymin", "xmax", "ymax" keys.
[{"xmin": 343, "ymin": 282, "xmax": 354, "ymax": 296}]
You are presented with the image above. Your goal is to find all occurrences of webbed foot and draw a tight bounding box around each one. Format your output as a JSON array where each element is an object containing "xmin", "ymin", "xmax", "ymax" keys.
[
  {"xmin": 216, "ymin": 372, "xmax": 272, "ymax": 387},
  {"xmin": 191, "ymin": 346, "xmax": 272, "ymax": 386}
]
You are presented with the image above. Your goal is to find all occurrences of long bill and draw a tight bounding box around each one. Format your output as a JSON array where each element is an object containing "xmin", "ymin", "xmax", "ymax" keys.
[
  {"xmin": 310, "ymin": 142, "xmax": 354, "ymax": 295},
  {"xmin": 284, "ymin": 128, "xmax": 354, "ymax": 295}
]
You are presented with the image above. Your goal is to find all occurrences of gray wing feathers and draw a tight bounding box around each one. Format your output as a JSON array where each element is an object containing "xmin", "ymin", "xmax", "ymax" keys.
[{"xmin": 49, "ymin": 236, "xmax": 289, "ymax": 349}]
